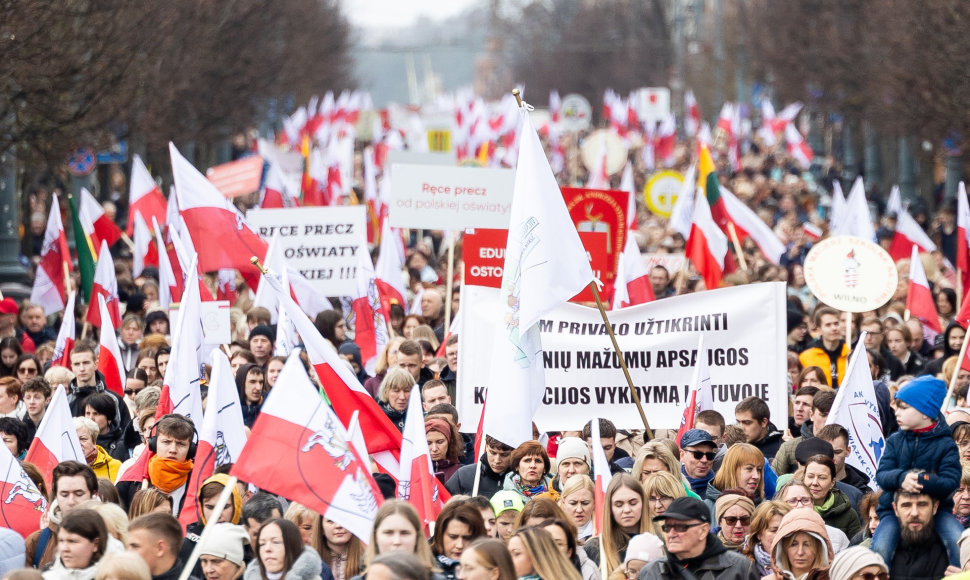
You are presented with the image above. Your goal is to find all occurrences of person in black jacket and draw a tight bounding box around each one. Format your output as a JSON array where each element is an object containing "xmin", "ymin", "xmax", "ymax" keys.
[
  {"xmin": 235, "ymin": 364, "xmax": 264, "ymax": 429},
  {"xmin": 734, "ymin": 397, "xmax": 784, "ymax": 462},
  {"xmin": 445, "ymin": 436, "xmax": 513, "ymax": 498},
  {"xmin": 68, "ymin": 342, "xmax": 139, "ymax": 450}
]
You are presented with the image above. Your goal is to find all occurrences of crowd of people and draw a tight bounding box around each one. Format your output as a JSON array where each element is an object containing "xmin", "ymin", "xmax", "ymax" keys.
[{"xmin": 4, "ymin": 98, "xmax": 970, "ymax": 580}]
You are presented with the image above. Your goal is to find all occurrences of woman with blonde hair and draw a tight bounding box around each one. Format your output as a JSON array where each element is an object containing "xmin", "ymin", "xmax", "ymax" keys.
[
  {"xmin": 321, "ymin": 518, "xmax": 365, "ymax": 580},
  {"xmin": 741, "ymin": 500, "xmax": 792, "ymax": 576},
  {"xmin": 458, "ymin": 538, "xmax": 517, "ymax": 580},
  {"xmin": 362, "ymin": 337, "xmax": 405, "ymax": 399},
  {"xmin": 641, "ymin": 471, "xmax": 687, "ymax": 536},
  {"xmin": 584, "ymin": 474, "xmax": 652, "ymax": 575},
  {"xmin": 632, "ymin": 441, "xmax": 698, "ymax": 498},
  {"xmin": 411, "ymin": 325, "xmax": 440, "ymax": 351},
  {"xmin": 508, "ymin": 527, "xmax": 581, "ymax": 580},
  {"xmin": 706, "ymin": 443, "xmax": 765, "ymax": 515},
  {"xmin": 127, "ymin": 488, "xmax": 173, "ymax": 519},
  {"xmin": 377, "ymin": 367, "xmax": 416, "ymax": 432},
  {"xmin": 284, "ymin": 502, "xmax": 321, "ymax": 550},
  {"xmin": 353, "ymin": 500, "xmax": 438, "ymax": 579},
  {"xmin": 769, "ymin": 509, "xmax": 833, "ymax": 580},
  {"xmin": 559, "ymin": 474, "xmax": 595, "ymax": 543},
  {"xmin": 94, "ymin": 552, "xmax": 151, "ymax": 580}
]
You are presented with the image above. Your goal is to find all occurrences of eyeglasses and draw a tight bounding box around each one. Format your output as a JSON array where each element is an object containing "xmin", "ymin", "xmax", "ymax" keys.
[
  {"xmin": 721, "ymin": 515, "xmax": 750, "ymax": 527},
  {"xmin": 853, "ymin": 573, "xmax": 889, "ymax": 580},
  {"xmin": 649, "ymin": 495, "xmax": 673, "ymax": 506},
  {"xmin": 661, "ymin": 522, "xmax": 705, "ymax": 534},
  {"xmin": 786, "ymin": 497, "xmax": 812, "ymax": 507},
  {"xmin": 686, "ymin": 450, "xmax": 717, "ymax": 461}
]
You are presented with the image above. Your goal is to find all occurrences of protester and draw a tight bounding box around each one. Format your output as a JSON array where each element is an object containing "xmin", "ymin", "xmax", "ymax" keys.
[
  {"xmin": 713, "ymin": 492, "xmax": 755, "ymax": 551},
  {"xmin": 585, "ymin": 474, "xmax": 650, "ymax": 574},
  {"xmin": 826, "ymin": 546, "xmax": 887, "ymax": 580},
  {"xmin": 73, "ymin": 417, "xmax": 121, "ymax": 483},
  {"xmin": 194, "ymin": 523, "xmax": 250, "ymax": 580},
  {"xmin": 320, "ymin": 518, "xmax": 364, "ymax": 580},
  {"xmin": 43, "ymin": 509, "xmax": 109, "ymax": 580},
  {"xmin": 641, "ymin": 472, "xmax": 687, "ymax": 536},
  {"xmin": 552, "ymin": 437, "xmax": 590, "ymax": 493},
  {"xmin": 240, "ymin": 493, "xmax": 284, "ymax": 557},
  {"xmin": 362, "ymin": 338, "xmax": 404, "ymax": 399},
  {"xmin": 235, "ymin": 363, "xmax": 265, "ymax": 428},
  {"xmin": 446, "ymin": 436, "xmax": 513, "ymax": 498},
  {"xmin": 377, "ymin": 367, "xmax": 415, "ymax": 432},
  {"xmin": 243, "ymin": 519, "xmax": 330, "ymax": 580},
  {"xmin": 116, "ymin": 414, "xmax": 197, "ymax": 512},
  {"xmin": 885, "ymin": 491, "xmax": 950, "ymax": 580},
  {"xmin": 426, "ymin": 417, "xmax": 463, "ymax": 485},
  {"xmin": 490, "ymin": 491, "xmax": 525, "ymax": 543},
  {"xmin": 767, "ymin": 509, "xmax": 833, "ymax": 580},
  {"xmin": 84, "ymin": 392, "xmax": 129, "ymax": 462},
  {"xmin": 502, "ymin": 440, "xmax": 552, "ymax": 502},
  {"xmin": 20, "ymin": 377, "xmax": 50, "ymax": 440},
  {"xmin": 706, "ymin": 443, "xmax": 765, "ymax": 516},
  {"xmin": 742, "ymin": 500, "xmax": 791, "ymax": 576},
  {"xmin": 801, "ymin": 455, "xmax": 860, "ymax": 538},
  {"xmin": 853, "ymin": 492, "xmax": 881, "ymax": 547},
  {"xmin": 798, "ymin": 307, "xmax": 849, "ymax": 387},
  {"xmin": 456, "ymin": 538, "xmax": 516, "ymax": 580},
  {"xmin": 735, "ymin": 397, "xmax": 784, "ymax": 462},
  {"xmin": 179, "ymin": 473, "xmax": 243, "ymax": 576},
  {"xmin": 508, "ymin": 526, "xmax": 582, "ymax": 580},
  {"xmin": 355, "ymin": 500, "xmax": 438, "ymax": 578},
  {"xmin": 431, "ymin": 503, "xmax": 486, "ymax": 578},
  {"xmin": 773, "ymin": 390, "xmax": 836, "ymax": 476},
  {"xmin": 95, "ymin": 552, "xmax": 152, "ymax": 580},
  {"xmin": 558, "ymin": 475, "xmax": 595, "ymax": 543},
  {"xmin": 583, "ymin": 419, "xmax": 631, "ymax": 474}
]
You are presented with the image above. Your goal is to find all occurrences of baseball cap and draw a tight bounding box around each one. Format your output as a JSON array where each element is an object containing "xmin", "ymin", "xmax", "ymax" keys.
[
  {"xmin": 680, "ymin": 429, "xmax": 716, "ymax": 449},
  {"xmin": 653, "ymin": 496, "xmax": 710, "ymax": 523},
  {"xmin": 490, "ymin": 490, "xmax": 525, "ymax": 515},
  {"xmin": 0, "ymin": 298, "xmax": 17, "ymax": 315}
]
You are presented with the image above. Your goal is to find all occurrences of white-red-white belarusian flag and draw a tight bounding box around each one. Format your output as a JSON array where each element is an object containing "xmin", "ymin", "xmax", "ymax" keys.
[
  {"xmin": 170, "ymin": 142, "xmax": 268, "ymax": 274},
  {"xmin": 785, "ymin": 124, "xmax": 814, "ymax": 170},
  {"xmin": 685, "ymin": 90, "xmax": 701, "ymax": 138},
  {"xmin": 24, "ymin": 386, "xmax": 84, "ymax": 487},
  {"xmin": 179, "ymin": 350, "xmax": 247, "ymax": 528},
  {"xmin": 0, "ymin": 442, "xmax": 47, "ymax": 537},
  {"xmin": 375, "ymin": 220, "xmax": 407, "ymax": 312},
  {"xmin": 86, "ymin": 239, "xmax": 121, "ymax": 329},
  {"xmin": 352, "ymin": 246, "xmax": 389, "ymax": 374},
  {"xmin": 907, "ymin": 245, "xmax": 942, "ymax": 338},
  {"xmin": 79, "ymin": 187, "xmax": 122, "ymax": 249},
  {"xmin": 96, "ymin": 294, "xmax": 126, "ymax": 398},
  {"xmin": 127, "ymin": 154, "xmax": 168, "ymax": 236},
  {"xmin": 483, "ymin": 105, "xmax": 595, "ymax": 448},
  {"xmin": 264, "ymin": 271, "xmax": 401, "ymax": 476},
  {"xmin": 590, "ymin": 418, "xmax": 611, "ymax": 536},
  {"xmin": 31, "ymin": 193, "xmax": 71, "ymax": 315},
  {"xmin": 131, "ymin": 211, "xmax": 158, "ymax": 278},
  {"xmin": 686, "ymin": 191, "xmax": 728, "ymax": 290},
  {"xmin": 51, "ymin": 292, "xmax": 76, "ymax": 369},
  {"xmin": 161, "ymin": 255, "xmax": 205, "ymax": 426},
  {"xmin": 889, "ymin": 205, "xmax": 937, "ymax": 261},
  {"xmin": 397, "ymin": 384, "xmax": 449, "ymax": 534},
  {"xmin": 957, "ymin": 182, "xmax": 970, "ymax": 292},
  {"xmin": 676, "ymin": 335, "xmax": 715, "ymax": 445},
  {"xmin": 153, "ymin": 217, "xmax": 182, "ymax": 310},
  {"xmin": 231, "ymin": 352, "xmax": 383, "ymax": 543}
]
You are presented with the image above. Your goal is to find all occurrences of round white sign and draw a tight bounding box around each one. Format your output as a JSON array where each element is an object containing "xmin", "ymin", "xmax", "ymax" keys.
[
  {"xmin": 580, "ymin": 130, "xmax": 628, "ymax": 176},
  {"xmin": 804, "ymin": 236, "xmax": 898, "ymax": 313},
  {"xmin": 560, "ymin": 93, "xmax": 593, "ymax": 132}
]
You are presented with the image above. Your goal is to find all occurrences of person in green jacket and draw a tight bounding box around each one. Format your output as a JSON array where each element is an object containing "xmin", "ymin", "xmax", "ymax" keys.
[{"xmin": 803, "ymin": 455, "xmax": 861, "ymax": 539}]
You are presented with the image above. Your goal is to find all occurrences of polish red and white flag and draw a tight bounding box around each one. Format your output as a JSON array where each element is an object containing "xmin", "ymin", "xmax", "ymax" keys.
[
  {"xmin": 131, "ymin": 211, "xmax": 158, "ymax": 278},
  {"xmin": 590, "ymin": 418, "xmax": 611, "ymax": 536},
  {"xmin": 0, "ymin": 442, "xmax": 47, "ymax": 537},
  {"xmin": 85, "ymin": 239, "xmax": 121, "ymax": 329},
  {"xmin": 127, "ymin": 154, "xmax": 168, "ymax": 236},
  {"xmin": 80, "ymin": 187, "xmax": 122, "ymax": 249},
  {"xmin": 51, "ymin": 292, "xmax": 76, "ymax": 369},
  {"xmin": 31, "ymin": 193, "xmax": 71, "ymax": 315},
  {"xmin": 351, "ymin": 245, "xmax": 389, "ymax": 374},
  {"xmin": 906, "ymin": 245, "xmax": 942, "ymax": 340},
  {"xmin": 96, "ymin": 294, "xmax": 126, "ymax": 397},
  {"xmin": 397, "ymin": 384, "xmax": 449, "ymax": 534},
  {"xmin": 24, "ymin": 386, "xmax": 84, "ymax": 487}
]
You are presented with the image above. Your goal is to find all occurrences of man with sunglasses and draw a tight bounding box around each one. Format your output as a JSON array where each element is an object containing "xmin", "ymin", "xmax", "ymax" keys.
[
  {"xmin": 680, "ymin": 429, "xmax": 718, "ymax": 497},
  {"xmin": 639, "ymin": 496, "xmax": 758, "ymax": 580}
]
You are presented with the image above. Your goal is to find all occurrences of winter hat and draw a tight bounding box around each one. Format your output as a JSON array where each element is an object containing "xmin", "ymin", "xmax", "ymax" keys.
[
  {"xmin": 424, "ymin": 418, "xmax": 452, "ymax": 439},
  {"xmin": 714, "ymin": 494, "xmax": 755, "ymax": 523},
  {"xmin": 490, "ymin": 490, "xmax": 525, "ymax": 515},
  {"xmin": 624, "ymin": 533, "xmax": 665, "ymax": 564},
  {"xmin": 197, "ymin": 523, "xmax": 250, "ymax": 567},
  {"xmin": 894, "ymin": 375, "xmax": 947, "ymax": 420},
  {"xmin": 555, "ymin": 437, "xmax": 590, "ymax": 466},
  {"xmin": 0, "ymin": 299, "xmax": 17, "ymax": 315},
  {"xmin": 828, "ymin": 546, "xmax": 887, "ymax": 580},
  {"xmin": 249, "ymin": 325, "xmax": 276, "ymax": 343}
]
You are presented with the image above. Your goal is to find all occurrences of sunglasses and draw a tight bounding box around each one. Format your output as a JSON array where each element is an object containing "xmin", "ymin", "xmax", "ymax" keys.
[
  {"xmin": 686, "ymin": 450, "xmax": 717, "ymax": 461},
  {"xmin": 721, "ymin": 516, "xmax": 750, "ymax": 527},
  {"xmin": 855, "ymin": 574, "xmax": 889, "ymax": 580},
  {"xmin": 661, "ymin": 522, "xmax": 705, "ymax": 534},
  {"xmin": 17, "ymin": 367, "xmax": 37, "ymax": 375}
]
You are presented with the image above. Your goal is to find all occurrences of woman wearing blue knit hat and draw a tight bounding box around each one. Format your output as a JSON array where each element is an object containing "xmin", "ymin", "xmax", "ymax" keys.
[{"xmin": 871, "ymin": 375, "xmax": 963, "ymax": 569}]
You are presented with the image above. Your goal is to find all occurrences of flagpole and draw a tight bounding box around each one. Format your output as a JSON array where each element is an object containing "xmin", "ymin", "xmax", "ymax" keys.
[
  {"xmin": 178, "ymin": 475, "xmax": 237, "ymax": 580},
  {"xmin": 471, "ymin": 431, "xmax": 484, "ymax": 497},
  {"xmin": 119, "ymin": 232, "xmax": 136, "ymax": 252},
  {"xmin": 943, "ymin": 335, "xmax": 970, "ymax": 413},
  {"xmin": 726, "ymin": 222, "xmax": 748, "ymax": 271},
  {"xmin": 588, "ymin": 282, "xmax": 653, "ymax": 439},
  {"xmin": 845, "ymin": 311, "xmax": 852, "ymax": 349},
  {"xmin": 443, "ymin": 230, "xmax": 456, "ymax": 333},
  {"xmin": 959, "ymin": 272, "xmax": 963, "ymax": 313}
]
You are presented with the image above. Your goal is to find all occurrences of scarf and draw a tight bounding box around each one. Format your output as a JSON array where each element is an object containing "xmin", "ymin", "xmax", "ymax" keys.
[
  {"xmin": 957, "ymin": 512, "xmax": 970, "ymax": 528},
  {"xmin": 148, "ymin": 456, "xmax": 194, "ymax": 493},
  {"xmin": 511, "ymin": 473, "xmax": 547, "ymax": 498},
  {"xmin": 814, "ymin": 491, "xmax": 835, "ymax": 515},
  {"xmin": 753, "ymin": 543, "xmax": 773, "ymax": 576},
  {"xmin": 682, "ymin": 465, "xmax": 714, "ymax": 497},
  {"xmin": 717, "ymin": 528, "xmax": 744, "ymax": 551}
]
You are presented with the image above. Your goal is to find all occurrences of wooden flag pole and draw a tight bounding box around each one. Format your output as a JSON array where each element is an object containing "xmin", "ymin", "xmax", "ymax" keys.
[
  {"xmin": 959, "ymin": 271, "xmax": 964, "ymax": 313},
  {"xmin": 471, "ymin": 430, "xmax": 485, "ymax": 497},
  {"xmin": 943, "ymin": 334, "xmax": 970, "ymax": 413},
  {"xmin": 588, "ymin": 281, "xmax": 653, "ymax": 440},
  {"xmin": 178, "ymin": 475, "xmax": 238, "ymax": 580},
  {"xmin": 845, "ymin": 311, "xmax": 852, "ymax": 349},
  {"xmin": 120, "ymin": 232, "xmax": 136, "ymax": 251},
  {"xmin": 726, "ymin": 222, "xmax": 748, "ymax": 271}
]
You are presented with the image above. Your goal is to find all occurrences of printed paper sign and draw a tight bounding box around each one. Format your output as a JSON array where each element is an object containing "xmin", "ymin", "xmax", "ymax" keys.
[
  {"xmin": 457, "ymin": 282, "xmax": 787, "ymax": 432},
  {"xmin": 246, "ymin": 206, "xmax": 366, "ymax": 297},
  {"xmin": 389, "ymin": 164, "xmax": 514, "ymax": 230},
  {"xmin": 201, "ymin": 301, "xmax": 231, "ymax": 345}
]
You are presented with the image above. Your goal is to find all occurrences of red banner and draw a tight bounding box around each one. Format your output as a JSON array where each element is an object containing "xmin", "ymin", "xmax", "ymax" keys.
[
  {"xmin": 463, "ymin": 228, "xmax": 508, "ymax": 289},
  {"xmin": 561, "ymin": 187, "xmax": 628, "ymax": 302}
]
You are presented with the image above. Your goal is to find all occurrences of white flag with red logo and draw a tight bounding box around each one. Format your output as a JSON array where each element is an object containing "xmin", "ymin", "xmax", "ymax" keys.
[
  {"xmin": 352, "ymin": 245, "xmax": 389, "ymax": 374},
  {"xmin": 264, "ymin": 271, "xmax": 401, "ymax": 476},
  {"xmin": 397, "ymin": 384, "xmax": 449, "ymax": 534},
  {"xmin": 24, "ymin": 386, "xmax": 84, "ymax": 488},
  {"xmin": 127, "ymin": 154, "xmax": 168, "ymax": 236},
  {"xmin": 96, "ymin": 294, "xmax": 126, "ymax": 398},
  {"xmin": 676, "ymin": 335, "xmax": 715, "ymax": 445},
  {"xmin": 80, "ymin": 188, "xmax": 122, "ymax": 249},
  {"xmin": 170, "ymin": 143, "xmax": 269, "ymax": 275},
  {"xmin": 86, "ymin": 239, "xmax": 121, "ymax": 329},
  {"xmin": 179, "ymin": 350, "xmax": 247, "ymax": 528},
  {"xmin": 31, "ymin": 193, "xmax": 71, "ymax": 315},
  {"xmin": 590, "ymin": 418, "xmax": 611, "ymax": 536},
  {"xmin": 231, "ymin": 352, "xmax": 382, "ymax": 543},
  {"xmin": 907, "ymin": 245, "xmax": 942, "ymax": 337},
  {"xmin": 830, "ymin": 177, "xmax": 874, "ymax": 241},
  {"xmin": 51, "ymin": 292, "xmax": 76, "ymax": 369},
  {"xmin": 0, "ymin": 442, "xmax": 47, "ymax": 537}
]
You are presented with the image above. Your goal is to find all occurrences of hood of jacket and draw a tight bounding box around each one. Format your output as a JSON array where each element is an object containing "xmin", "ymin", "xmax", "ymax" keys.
[
  {"xmin": 770, "ymin": 509, "xmax": 833, "ymax": 569},
  {"xmin": 197, "ymin": 473, "xmax": 242, "ymax": 525},
  {"xmin": 91, "ymin": 446, "xmax": 115, "ymax": 469}
]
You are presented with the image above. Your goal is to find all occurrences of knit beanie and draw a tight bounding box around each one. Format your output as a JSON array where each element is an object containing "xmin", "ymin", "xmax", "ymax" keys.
[
  {"xmin": 625, "ymin": 533, "xmax": 665, "ymax": 563},
  {"xmin": 556, "ymin": 437, "xmax": 590, "ymax": 466},
  {"xmin": 894, "ymin": 375, "xmax": 946, "ymax": 420},
  {"xmin": 714, "ymin": 493, "xmax": 755, "ymax": 523},
  {"xmin": 249, "ymin": 324, "xmax": 276, "ymax": 343},
  {"xmin": 197, "ymin": 523, "xmax": 250, "ymax": 567},
  {"xmin": 828, "ymin": 546, "xmax": 887, "ymax": 580}
]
